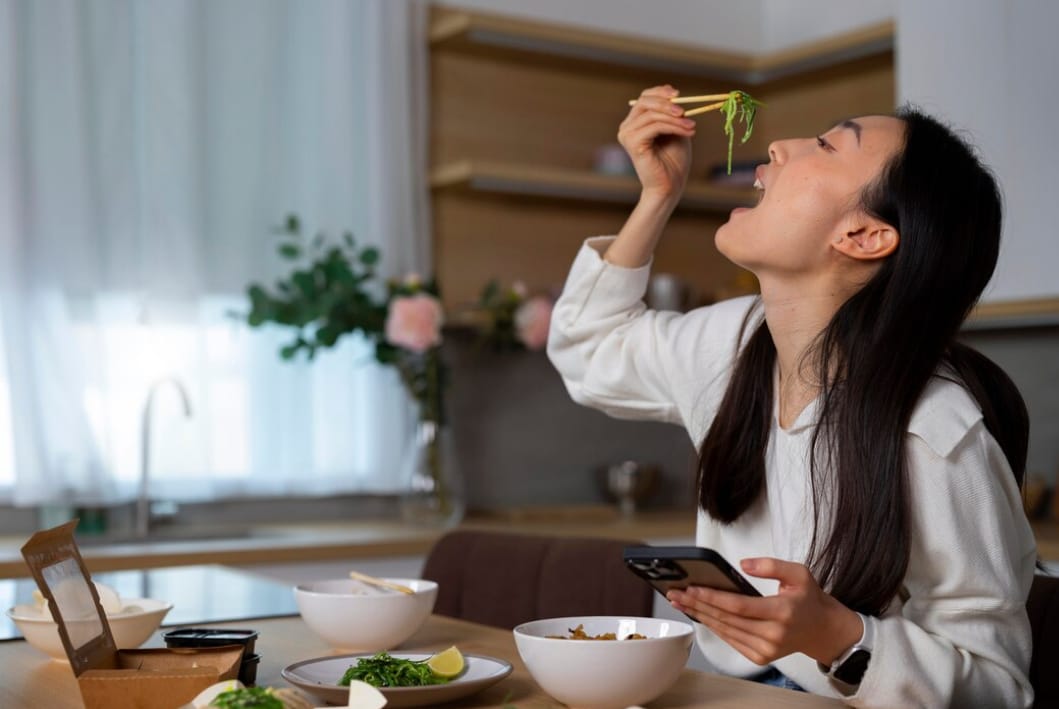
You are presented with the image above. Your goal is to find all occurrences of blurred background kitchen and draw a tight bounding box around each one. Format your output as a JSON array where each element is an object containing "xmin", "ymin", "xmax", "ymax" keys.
[{"xmin": 0, "ymin": 0, "xmax": 1057, "ymax": 573}]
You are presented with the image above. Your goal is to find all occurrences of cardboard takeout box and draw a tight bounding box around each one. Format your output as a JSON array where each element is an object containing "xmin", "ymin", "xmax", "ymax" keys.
[{"xmin": 21, "ymin": 520, "xmax": 244, "ymax": 709}]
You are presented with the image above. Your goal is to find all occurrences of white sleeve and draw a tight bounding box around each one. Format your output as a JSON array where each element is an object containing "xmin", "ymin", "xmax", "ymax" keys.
[
  {"xmin": 846, "ymin": 423, "xmax": 1036, "ymax": 708},
  {"xmin": 546, "ymin": 237, "xmax": 757, "ymax": 432}
]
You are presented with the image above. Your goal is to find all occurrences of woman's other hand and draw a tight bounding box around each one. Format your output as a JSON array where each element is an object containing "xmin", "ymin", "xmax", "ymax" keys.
[
  {"xmin": 666, "ymin": 557, "xmax": 864, "ymax": 667},
  {"xmin": 618, "ymin": 85, "xmax": 695, "ymax": 205}
]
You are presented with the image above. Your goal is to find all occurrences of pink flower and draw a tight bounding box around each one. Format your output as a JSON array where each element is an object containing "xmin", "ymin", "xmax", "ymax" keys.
[
  {"xmin": 515, "ymin": 296, "xmax": 553, "ymax": 350},
  {"xmin": 385, "ymin": 294, "xmax": 444, "ymax": 353}
]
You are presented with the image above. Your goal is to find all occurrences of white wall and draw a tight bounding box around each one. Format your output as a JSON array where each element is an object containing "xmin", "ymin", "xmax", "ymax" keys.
[
  {"xmin": 762, "ymin": 0, "xmax": 894, "ymax": 51},
  {"xmin": 897, "ymin": 1, "xmax": 1059, "ymax": 302}
]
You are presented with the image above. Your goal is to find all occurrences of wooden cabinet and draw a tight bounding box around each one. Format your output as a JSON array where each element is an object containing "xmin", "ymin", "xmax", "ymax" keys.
[{"xmin": 428, "ymin": 7, "xmax": 895, "ymax": 313}]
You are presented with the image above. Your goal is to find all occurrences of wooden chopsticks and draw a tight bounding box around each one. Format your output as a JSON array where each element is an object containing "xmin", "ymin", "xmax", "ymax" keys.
[
  {"xmin": 350, "ymin": 570, "xmax": 415, "ymax": 595},
  {"xmin": 624, "ymin": 89, "xmax": 763, "ymax": 174},
  {"xmin": 626, "ymin": 93, "xmax": 732, "ymax": 117}
]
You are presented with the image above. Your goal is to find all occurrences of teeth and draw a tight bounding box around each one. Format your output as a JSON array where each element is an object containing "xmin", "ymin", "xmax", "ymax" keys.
[{"xmin": 753, "ymin": 178, "xmax": 764, "ymax": 190}]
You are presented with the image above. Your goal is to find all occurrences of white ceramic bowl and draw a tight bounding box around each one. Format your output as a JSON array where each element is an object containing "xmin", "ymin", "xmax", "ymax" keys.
[
  {"xmin": 293, "ymin": 578, "xmax": 437, "ymax": 651},
  {"xmin": 6, "ymin": 598, "xmax": 173, "ymax": 662},
  {"xmin": 513, "ymin": 616, "xmax": 694, "ymax": 709}
]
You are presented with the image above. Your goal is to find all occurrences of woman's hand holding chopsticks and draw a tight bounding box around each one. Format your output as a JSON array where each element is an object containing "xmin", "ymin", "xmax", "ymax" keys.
[
  {"xmin": 617, "ymin": 84, "xmax": 695, "ymax": 207},
  {"xmin": 627, "ymin": 89, "xmax": 763, "ymax": 173}
]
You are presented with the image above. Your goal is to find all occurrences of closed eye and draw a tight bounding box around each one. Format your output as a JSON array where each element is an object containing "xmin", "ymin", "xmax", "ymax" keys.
[{"xmin": 816, "ymin": 135, "xmax": 836, "ymax": 152}]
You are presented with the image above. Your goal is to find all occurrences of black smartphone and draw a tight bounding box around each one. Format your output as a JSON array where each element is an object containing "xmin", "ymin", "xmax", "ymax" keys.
[{"xmin": 623, "ymin": 545, "xmax": 762, "ymax": 603}]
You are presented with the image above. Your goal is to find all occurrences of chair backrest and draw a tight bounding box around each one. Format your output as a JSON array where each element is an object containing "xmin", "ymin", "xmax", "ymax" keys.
[
  {"xmin": 420, "ymin": 529, "xmax": 655, "ymax": 629},
  {"xmin": 1028, "ymin": 573, "xmax": 1059, "ymax": 708}
]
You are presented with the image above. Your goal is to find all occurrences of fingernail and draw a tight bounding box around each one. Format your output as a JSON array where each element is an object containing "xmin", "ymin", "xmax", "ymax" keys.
[
  {"xmin": 742, "ymin": 559, "xmax": 758, "ymax": 571},
  {"xmin": 670, "ymin": 105, "xmax": 683, "ymax": 115},
  {"xmin": 682, "ymin": 118, "xmax": 695, "ymax": 127}
]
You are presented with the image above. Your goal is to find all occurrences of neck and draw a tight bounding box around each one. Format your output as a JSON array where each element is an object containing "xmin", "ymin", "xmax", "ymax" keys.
[{"xmin": 759, "ymin": 277, "xmax": 849, "ymax": 426}]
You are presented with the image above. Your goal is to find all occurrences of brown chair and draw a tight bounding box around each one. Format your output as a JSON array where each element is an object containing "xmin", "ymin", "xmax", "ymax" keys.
[
  {"xmin": 1028, "ymin": 574, "xmax": 1059, "ymax": 708},
  {"xmin": 420, "ymin": 529, "xmax": 655, "ymax": 630}
]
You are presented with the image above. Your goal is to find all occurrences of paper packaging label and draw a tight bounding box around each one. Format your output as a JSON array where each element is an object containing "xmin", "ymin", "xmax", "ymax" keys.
[{"xmin": 21, "ymin": 520, "xmax": 244, "ymax": 709}]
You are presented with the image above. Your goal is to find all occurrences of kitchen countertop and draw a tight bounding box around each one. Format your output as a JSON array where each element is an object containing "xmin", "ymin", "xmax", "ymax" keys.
[
  {"xmin": 0, "ymin": 506, "xmax": 699, "ymax": 579},
  {"xmin": 1, "ymin": 508, "xmax": 1055, "ymax": 580},
  {"xmin": 0, "ymin": 564, "xmax": 298, "ymax": 641}
]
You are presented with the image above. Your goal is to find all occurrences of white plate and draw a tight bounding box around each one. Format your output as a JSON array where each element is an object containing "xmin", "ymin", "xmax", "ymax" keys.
[{"xmin": 281, "ymin": 652, "xmax": 513, "ymax": 708}]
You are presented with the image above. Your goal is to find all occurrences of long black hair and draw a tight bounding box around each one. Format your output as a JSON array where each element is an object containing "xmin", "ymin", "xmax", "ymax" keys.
[{"xmin": 696, "ymin": 107, "xmax": 1029, "ymax": 617}]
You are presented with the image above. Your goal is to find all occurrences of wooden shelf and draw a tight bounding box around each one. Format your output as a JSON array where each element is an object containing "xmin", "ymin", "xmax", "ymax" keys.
[
  {"xmin": 430, "ymin": 160, "xmax": 756, "ymax": 212},
  {"xmin": 965, "ymin": 297, "xmax": 1059, "ymax": 331},
  {"xmin": 430, "ymin": 7, "xmax": 893, "ymax": 84},
  {"xmin": 429, "ymin": 10, "xmax": 1059, "ymax": 332},
  {"xmin": 427, "ymin": 6, "xmax": 893, "ymax": 312}
]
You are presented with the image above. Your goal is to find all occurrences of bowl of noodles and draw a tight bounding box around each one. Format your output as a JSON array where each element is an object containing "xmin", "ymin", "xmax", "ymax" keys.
[{"xmin": 512, "ymin": 616, "xmax": 693, "ymax": 709}]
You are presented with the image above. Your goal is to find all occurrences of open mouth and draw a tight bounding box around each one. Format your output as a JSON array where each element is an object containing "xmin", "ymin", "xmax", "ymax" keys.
[{"xmin": 752, "ymin": 166, "xmax": 766, "ymax": 205}]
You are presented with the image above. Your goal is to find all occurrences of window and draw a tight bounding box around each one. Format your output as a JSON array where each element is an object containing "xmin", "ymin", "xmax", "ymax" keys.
[{"xmin": 0, "ymin": 1, "xmax": 430, "ymax": 507}]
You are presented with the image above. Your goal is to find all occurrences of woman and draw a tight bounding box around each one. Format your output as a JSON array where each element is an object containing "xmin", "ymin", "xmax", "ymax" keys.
[{"xmin": 547, "ymin": 85, "xmax": 1036, "ymax": 707}]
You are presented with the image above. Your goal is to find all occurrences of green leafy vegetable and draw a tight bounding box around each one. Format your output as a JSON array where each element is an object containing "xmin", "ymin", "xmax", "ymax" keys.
[
  {"xmin": 719, "ymin": 90, "xmax": 763, "ymax": 175},
  {"xmin": 210, "ymin": 687, "xmax": 284, "ymax": 709},
  {"xmin": 339, "ymin": 652, "xmax": 452, "ymax": 688},
  {"xmin": 627, "ymin": 89, "xmax": 764, "ymax": 175}
]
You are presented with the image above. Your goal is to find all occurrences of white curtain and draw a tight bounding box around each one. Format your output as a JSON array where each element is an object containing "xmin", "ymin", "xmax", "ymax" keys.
[{"xmin": 0, "ymin": 0, "xmax": 432, "ymax": 505}]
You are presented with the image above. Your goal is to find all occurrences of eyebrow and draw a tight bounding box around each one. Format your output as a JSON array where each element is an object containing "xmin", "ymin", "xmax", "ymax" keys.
[{"xmin": 837, "ymin": 119, "xmax": 862, "ymax": 146}]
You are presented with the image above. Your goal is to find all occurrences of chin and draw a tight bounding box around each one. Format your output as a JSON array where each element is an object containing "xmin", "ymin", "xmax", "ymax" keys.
[
  {"xmin": 715, "ymin": 213, "xmax": 767, "ymax": 273},
  {"xmin": 714, "ymin": 223, "xmax": 739, "ymax": 264}
]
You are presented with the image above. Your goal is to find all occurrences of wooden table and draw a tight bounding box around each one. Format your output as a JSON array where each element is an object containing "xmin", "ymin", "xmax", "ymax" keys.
[{"xmin": 0, "ymin": 613, "xmax": 842, "ymax": 708}]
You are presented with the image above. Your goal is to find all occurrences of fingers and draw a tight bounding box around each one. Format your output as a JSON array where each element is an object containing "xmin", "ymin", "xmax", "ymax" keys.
[
  {"xmin": 624, "ymin": 84, "xmax": 684, "ymax": 122},
  {"xmin": 638, "ymin": 84, "xmax": 681, "ymax": 105},
  {"xmin": 668, "ymin": 589, "xmax": 789, "ymax": 665},
  {"xmin": 618, "ymin": 114, "xmax": 695, "ymax": 162},
  {"xmin": 697, "ymin": 613, "xmax": 778, "ymax": 666},
  {"xmin": 670, "ymin": 586, "xmax": 778, "ymax": 621},
  {"xmin": 670, "ymin": 595, "xmax": 775, "ymax": 665},
  {"xmin": 618, "ymin": 84, "xmax": 695, "ymax": 157},
  {"xmin": 741, "ymin": 558, "xmax": 814, "ymax": 588},
  {"xmin": 619, "ymin": 111, "xmax": 695, "ymax": 146},
  {"xmin": 671, "ymin": 590, "xmax": 786, "ymax": 638}
]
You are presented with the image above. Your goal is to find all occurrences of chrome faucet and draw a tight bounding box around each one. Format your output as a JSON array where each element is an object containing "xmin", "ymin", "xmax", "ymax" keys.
[{"xmin": 136, "ymin": 377, "xmax": 193, "ymax": 538}]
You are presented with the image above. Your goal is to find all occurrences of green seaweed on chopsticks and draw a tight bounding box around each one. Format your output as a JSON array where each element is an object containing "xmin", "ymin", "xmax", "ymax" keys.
[
  {"xmin": 639, "ymin": 89, "xmax": 764, "ymax": 174},
  {"xmin": 718, "ymin": 91, "xmax": 763, "ymax": 174}
]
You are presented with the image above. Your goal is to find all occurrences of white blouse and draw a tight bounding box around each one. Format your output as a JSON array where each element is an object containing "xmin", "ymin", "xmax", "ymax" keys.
[{"xmin": 547, "ymin": 237, "xmax": 1037, "ymax": 708}]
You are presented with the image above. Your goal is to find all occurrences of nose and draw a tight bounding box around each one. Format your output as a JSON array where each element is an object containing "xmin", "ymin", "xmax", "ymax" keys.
[
  {"xmin": 768, "ymin": 136, "xmax": 814, "ymax": 165},
  {"xmin": 768, "ymin": 139, "xmax": 785, "ymax": 165}
]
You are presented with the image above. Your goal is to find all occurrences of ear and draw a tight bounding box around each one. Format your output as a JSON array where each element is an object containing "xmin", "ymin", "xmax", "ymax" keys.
[{"xmin": 831, "ymin": 218, "xmax": 899, "ymax": 262}]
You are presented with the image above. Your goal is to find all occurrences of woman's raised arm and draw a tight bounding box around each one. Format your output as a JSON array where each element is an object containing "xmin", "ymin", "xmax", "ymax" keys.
[{"xmin": 604, "ymin": 85, "xmax": 695, "ymax": 268}]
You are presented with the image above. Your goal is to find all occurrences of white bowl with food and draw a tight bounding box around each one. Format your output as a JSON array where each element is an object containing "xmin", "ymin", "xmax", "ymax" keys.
[
  {"xmin": 293, "ymin": 578, "xmax": 438, "ymax": 652},
  {"xmin": 513, "ymin": 616, "xmax": 694, "ymax": 709},
  {"xmin": 7, "ymin": 585, "xmax": 172, "ymax": 661}
]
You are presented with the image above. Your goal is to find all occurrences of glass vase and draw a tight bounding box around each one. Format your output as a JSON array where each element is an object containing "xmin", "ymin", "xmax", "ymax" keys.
[{"xmin": 399, "ymin": 418, "xmax": 465, "ymax": 528}]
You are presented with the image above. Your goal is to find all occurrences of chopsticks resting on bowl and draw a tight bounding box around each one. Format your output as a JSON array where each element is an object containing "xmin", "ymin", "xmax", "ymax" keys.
[{"xmin": 350, "ymin": 570, "xmax": 415, "ymax": 595}]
